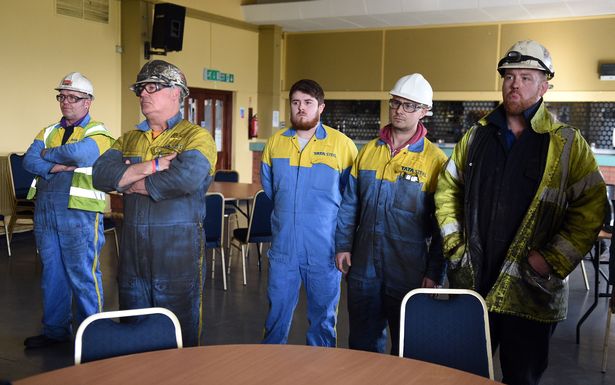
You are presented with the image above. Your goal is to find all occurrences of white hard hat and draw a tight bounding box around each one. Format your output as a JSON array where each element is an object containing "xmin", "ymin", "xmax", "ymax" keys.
[
  {"xmin": 497, "ymin": 40, "xmax": 555, "ymax": 80},
  {"xmin": 55, "ymin": 72, "xmax": 94, "ymax": 98},
  {"xmin": 390, "ymin": 73, "xmax": 433, "ymax": 112}
]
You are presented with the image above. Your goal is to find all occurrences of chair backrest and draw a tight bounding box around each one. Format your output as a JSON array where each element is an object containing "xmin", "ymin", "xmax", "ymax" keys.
[
  {"xmin": 246, "ymin": 190, "xmax": 273, "ymax": 242},
  {"xmin": 74, "ymin": 307, "xmax": 183, "ymax": 365},
  {"xmin": 399, "ymin": 288, "xmax": 494, "ymax": 380},
  {"xmin": 214, "ymin": 169, "xmax": 239, "ymax": 183},
  {"xmin": 204, "ymin": 192, "xmax": 224, "ymax": 247},
  {"xmin": 9, "ymin": 153, "xmax": 35, "ymax": 200}
]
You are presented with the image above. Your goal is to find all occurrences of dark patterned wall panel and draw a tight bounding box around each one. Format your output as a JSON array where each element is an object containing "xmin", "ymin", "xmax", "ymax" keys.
[{"xmin": 321, "ymin": 100, "xmax": 615, "ymax": 149}]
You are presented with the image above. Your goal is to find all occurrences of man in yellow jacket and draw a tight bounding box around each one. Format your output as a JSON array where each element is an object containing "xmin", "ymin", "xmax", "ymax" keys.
[
  {"xmin": 23, "ymin": 72, "xmax": 114, "ymax": 349},
  {"xmin": 261, "ymin": 79, "xmax": 357, "ymax": 346},
  {"xmin": 435, "ymin": 40, "xmax": 606, "ymax": 385}
]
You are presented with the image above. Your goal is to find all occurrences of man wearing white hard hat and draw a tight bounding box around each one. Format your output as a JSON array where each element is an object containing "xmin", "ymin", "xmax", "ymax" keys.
[
  {"xmin": 335, "ymin": 73, "xmax": 447, "ymax": 355},
  {"xmin": 22, "ymin": 72, "xmax": 114, "ymax": 348},
  {"xmin": 436, "ymin": 40, "xmax": 606, "ymax": 384}
]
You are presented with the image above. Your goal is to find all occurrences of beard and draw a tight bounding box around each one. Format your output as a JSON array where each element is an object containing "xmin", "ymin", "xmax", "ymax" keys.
[
  {"xmin": 503, "ymin": 91, "xmax": 539, "ymax": 116},
  {"xmin": 291, "ymin": 114, "xmax": 319, "ymax": 131}
]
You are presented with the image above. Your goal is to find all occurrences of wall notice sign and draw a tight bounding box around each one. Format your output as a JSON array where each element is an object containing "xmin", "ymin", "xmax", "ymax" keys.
[{"xmin": 272, "ymin": 110, "xmax": 280, "ymax": 128}]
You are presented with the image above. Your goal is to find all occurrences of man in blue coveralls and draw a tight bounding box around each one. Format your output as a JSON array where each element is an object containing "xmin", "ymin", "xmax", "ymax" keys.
[
  {"xmin": 93, "ymin": 60, "xmax": 217, "ymax": 347},
  {"xmin": 261, "ymin": 79, "xmax": 357, "ymax": 346},
  {"xmin": 336, "ymin": 74, "xmax": 447, "ymax": 355},
  {"xmin": 23, "ymin": 72, "xmax": 114, "ymax": 348}
]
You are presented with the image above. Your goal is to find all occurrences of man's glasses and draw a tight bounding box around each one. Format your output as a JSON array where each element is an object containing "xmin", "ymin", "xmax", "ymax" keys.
[
  {"xmin": 498, "ymin": 51, "xmax": 554, "ymax": 78},
  {"xmin": 56, "ymin": 94, "xmax": 89, "ymax": 103},
  {"xmin": 388, "ymin": 99, "xmax": 425, "ymax": 113},
  {"xmin": 132, "ymin": 82, "xmax": 172, "ymax": 96}
]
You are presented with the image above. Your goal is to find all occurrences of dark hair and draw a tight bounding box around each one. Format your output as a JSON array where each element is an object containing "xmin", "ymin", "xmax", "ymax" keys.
[{"xmin": 289, "ymin": 79, "xmax": 325, "ymax": 105}]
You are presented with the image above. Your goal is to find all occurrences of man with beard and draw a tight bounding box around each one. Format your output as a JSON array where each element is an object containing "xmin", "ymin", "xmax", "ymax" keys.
[
  {"xmin": 435, "ymin": 40, "xmax": 605, "ymax": 385},
  {"xmin": 260, "ymin": 79, "xmax": 357, "ymax": 346},
  {"xmin": 335, "ymin": 73, "xmax": 446, "ymax": 355}
]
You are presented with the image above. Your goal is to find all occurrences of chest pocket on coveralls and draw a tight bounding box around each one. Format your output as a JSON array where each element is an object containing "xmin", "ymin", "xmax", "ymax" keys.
[
  {"xmin": 392, "ymin": 174, "xmax": 421, "ymax": 213},
  {"xmin": 310, "ymin": 153, "xmax": 337, "ymax": 192}
]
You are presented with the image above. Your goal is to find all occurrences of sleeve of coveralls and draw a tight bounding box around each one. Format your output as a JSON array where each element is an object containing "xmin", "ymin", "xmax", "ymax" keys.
[
  {"xmin": 42, "ymin": 135, "xmax": 112, "ymax": 168},
  {"xmin": 538, "ymin": 131, "xmax": 607, "ymax": 278},
  {"xmin": 260, "ymin": 138, "xmax": 274, "ymax": 200},
  {"xmin": 434, "ymin": 130, "xmax": 471, "ymax": 263},
  {"xmin": 23, "ymin": 138, "xmax": 55, "ymax": 180},
  {"xmin": 335, "ymin": 154, "xmax": 361, "ymax": 253},
  {"xmin": 145, "ymin": 130, "xmax": 217, "ymax": 202},
  {"xmin": 92, "ymin": 137, "xmax": 131, "ymax": 193},
  {"xmin": 338, "ymin": 139, "xmax": 358, "ymax": 194},
  {"xmin": 425, "ymin": 154, "xmax": 447, "ymax": 283}
]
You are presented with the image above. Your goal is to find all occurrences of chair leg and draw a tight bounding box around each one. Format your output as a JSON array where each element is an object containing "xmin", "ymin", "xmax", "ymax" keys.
[
  {"xmin": 4, "ymin": 222, "xmax": 11, "ymax": 257},
  {"xmin": 603, "ymin": 306, "xmax": 612, "ymax": 372},
  {"xmin": 241, "ymin": 245, "xmax": 247, "ymax": 286},
  {"xmin": 580, "ymin": 260, "xmax": 590, "ymax": 291},
  {"xmin": 228, "ymin": 240, "xmax": 238, "ymax": 275},
  {"xmin": 112, "ymin": 228, "xmax": 119, "ymax": 262},
  {"xmin": 221, "ymin": 247, "xmax": 227, "ymax": 291},
  {"xmin": 211, "ymin": 248, "xmax": 216, "ymax": 279}
]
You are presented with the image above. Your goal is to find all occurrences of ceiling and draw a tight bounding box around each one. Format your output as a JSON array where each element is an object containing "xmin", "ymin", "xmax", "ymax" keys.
[{"xmin": 241, "ymin": 0, "xmax": 615, "ymax": 32}]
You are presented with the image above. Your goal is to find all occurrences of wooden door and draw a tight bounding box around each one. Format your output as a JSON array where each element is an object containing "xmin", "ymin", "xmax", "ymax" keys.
[{"xmin": 183, "ymin": 88, "xmax": 232, "ymax": 170}]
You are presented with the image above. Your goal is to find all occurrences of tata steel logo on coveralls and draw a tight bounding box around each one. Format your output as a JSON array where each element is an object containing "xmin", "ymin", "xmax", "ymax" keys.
[{"xmin": 313, "ymin": 151, "xmax": 337, "ymax": 158}]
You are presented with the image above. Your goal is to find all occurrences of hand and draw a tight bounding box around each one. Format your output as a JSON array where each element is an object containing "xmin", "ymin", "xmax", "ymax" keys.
[
  {"xmin": 50, "ymin": 164, "xmax": 77, "ymax": 173},
  {"xmin": 421, "ymin": 277, "xmax": 437, "ymax": 288},
  {"xmin": 528, "ymin": 249, "xmax": 552, "ymax": 278},
  {"xmin": 335, "ymin": 252, "xmax": 352, "ymax": 274},
  {"xmin": 155, "ymin": 153, "xmax": 177, "ymax": 172},
  {"xmin": 124, "ymin": 178, "xmax": 149, "ymax": 196}
]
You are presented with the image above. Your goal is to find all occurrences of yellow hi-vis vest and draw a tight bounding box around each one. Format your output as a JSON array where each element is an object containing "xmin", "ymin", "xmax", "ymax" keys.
[{"xmin": 27, "ymin": 121, "xmax": 114, "ymax": 213}]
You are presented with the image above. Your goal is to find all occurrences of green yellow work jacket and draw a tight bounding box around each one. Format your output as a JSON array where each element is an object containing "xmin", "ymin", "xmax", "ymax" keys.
[{"xmin": 435, "ymin": 101, "xmax": 606, "ymax": 322}]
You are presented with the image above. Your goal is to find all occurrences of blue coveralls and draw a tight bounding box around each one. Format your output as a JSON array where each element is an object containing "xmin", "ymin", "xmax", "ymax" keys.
[
  {"xmin": 261, "ymin": 123, "xmax": 357, "ymax": 346},
  {"xmin": 335, "ymin": 135, "xmax": 446, "ymax": 354},
  {"xmin": 23, "ymin": 114, "xmax": 112, "ymax": 340},
  {"xmin": 92, "ymin": 113, "xmax": 217, "ymax": 347}
]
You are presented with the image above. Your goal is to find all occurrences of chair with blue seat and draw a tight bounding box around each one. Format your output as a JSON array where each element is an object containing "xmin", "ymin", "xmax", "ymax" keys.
[
  {"xmin": 601, "ymin": 238, "xmax": 615, "ymax": 372},
  {"xmin": 74, "ymin": 307, "xmax": 183, "ymax": 365},
  {"xmin": 7, "ymin": 153, "xmax": 35, "ymax": 241},
  {"xmin": 103, "ymin": 216, "xmax": 119, "ymax": 260},
  {"xmin": 205, "ymin": 192, "xmax": 227, "ymax": 290},
  {"xmin": 0, "ymin": 215, "xmax": 10, "ymax": 256},
  {"xmin": 229, "ymin": 190, "xmax": 272, "ymax": 285},
  {"xmin": 399, "ymin": 288, "xmax": 494, "ymax": 380},
  {"xmin": 214, "ymin": 170, "xmax": 240, "ymax": 249}
]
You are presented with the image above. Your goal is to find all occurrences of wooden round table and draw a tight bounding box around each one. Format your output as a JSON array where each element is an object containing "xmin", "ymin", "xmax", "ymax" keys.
[{"xmin": 14, "ymin": 344, "xmax": 500, "ymax": 385}]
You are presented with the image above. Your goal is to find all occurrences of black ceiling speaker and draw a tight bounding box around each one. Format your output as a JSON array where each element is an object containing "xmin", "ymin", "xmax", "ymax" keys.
[{"xmin": 151, "ymin": 3, "xmax": 186, "ymax": 52}]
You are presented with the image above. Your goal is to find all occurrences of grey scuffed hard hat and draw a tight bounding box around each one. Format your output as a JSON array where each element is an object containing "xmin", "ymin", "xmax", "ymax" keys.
[{"xmin": 131, "ymin": 60, "xmax": 189, "ymax": 98}]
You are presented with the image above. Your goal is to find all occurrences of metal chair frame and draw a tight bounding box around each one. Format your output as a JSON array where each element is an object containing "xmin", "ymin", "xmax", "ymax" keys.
[{"xmin": 74, "ymin": 307, "xmax": 183, "ymax": 365}]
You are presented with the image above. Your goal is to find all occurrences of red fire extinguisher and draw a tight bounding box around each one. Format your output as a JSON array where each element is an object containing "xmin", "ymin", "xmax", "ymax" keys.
[{"xmin": 248, "ymin": 108, "xmax": 259, "ymax": 139}]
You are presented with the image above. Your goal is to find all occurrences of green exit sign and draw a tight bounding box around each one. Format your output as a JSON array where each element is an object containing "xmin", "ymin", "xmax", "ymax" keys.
[{"xmin": 204, "ymin": 68, "xmax": 234, "ymax": 83}]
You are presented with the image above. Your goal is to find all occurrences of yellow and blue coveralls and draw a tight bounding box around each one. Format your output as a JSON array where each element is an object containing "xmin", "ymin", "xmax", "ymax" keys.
[
  {"xmin": 23, "ymin": 114, "xmax": 113, "ymax": 340},
  {"xmin": 261, "ymin": 123, "xmax": 357, "ymax": 346},
  {"xmin": 92, "ymin": 113, "xmax": 217, "ymax": 347},
  {"xmin": 335, "ymin": 136, "xmax": 446, "ymax": 354}
]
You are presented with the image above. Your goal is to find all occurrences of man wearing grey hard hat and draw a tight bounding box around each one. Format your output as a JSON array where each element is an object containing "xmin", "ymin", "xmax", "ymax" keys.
[
  {"xmin": 436, "ymin": 40, "xmax": 606, "ymax": 384},
  {"xmin": 335, "ymin": 73, "xmax": 447, "ymax": 355},
  {"xmin": 22, "ymin": 72, "xmax": 114, "ymax": 349},
  {"xmin": 93, "ymin": 60, "xmax": 217, "ymax": 347}
]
